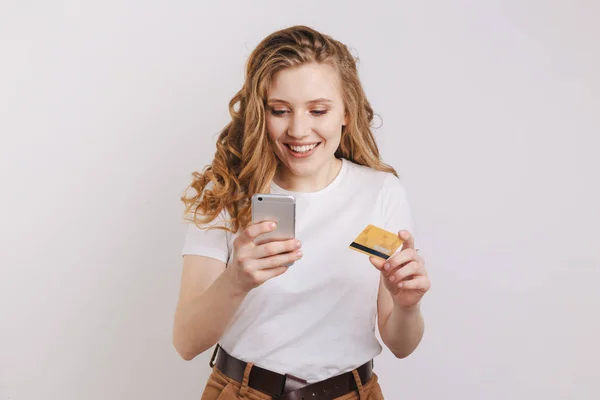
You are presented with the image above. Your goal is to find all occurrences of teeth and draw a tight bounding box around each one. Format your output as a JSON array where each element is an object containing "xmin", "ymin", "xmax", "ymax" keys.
[{"xmin": 289, "ymin": 144, "xmax": 317, "ymax": 153}]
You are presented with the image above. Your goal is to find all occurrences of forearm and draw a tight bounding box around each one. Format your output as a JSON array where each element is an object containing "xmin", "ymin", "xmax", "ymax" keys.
[
  {"xmin": 380, "ymin": 303, "xmax": 425, "ymax": 358},
  {"xmin": 173, "ymin": 269, "xmax": 247, "ymax": 360}
]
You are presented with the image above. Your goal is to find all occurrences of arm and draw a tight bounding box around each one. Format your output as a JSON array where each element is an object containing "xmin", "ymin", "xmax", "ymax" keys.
[
  {"xmin": 377, "ymin": 275, "xmax": 425, "ymax": 358},
  {"xmin": 172, "ymin": 221, "xmax": 302, "ymax": 361},
  {"xmin": 372, "ymin": 231, "xmax": 430, "ymax": 358},
  {"xmin": 172, "ymin": 256, "xmax": 247, "ymax": 360}
]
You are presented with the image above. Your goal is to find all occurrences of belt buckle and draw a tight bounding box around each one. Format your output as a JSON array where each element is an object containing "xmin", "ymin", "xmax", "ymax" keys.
[{"xmin": 281, "ymin": 373, "xmax": 308, "ymax": 394}]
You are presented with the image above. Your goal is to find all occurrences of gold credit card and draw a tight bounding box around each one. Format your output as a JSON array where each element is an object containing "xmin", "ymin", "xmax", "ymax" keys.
[{"xmin": 349, "ymin": 224, "xmax": 403, "ymax": 259}]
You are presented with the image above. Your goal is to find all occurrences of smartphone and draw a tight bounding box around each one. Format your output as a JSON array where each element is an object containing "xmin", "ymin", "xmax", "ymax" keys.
[{"xmin": 251, "ymin": 193, "xmax": 296, "ymax": 260}]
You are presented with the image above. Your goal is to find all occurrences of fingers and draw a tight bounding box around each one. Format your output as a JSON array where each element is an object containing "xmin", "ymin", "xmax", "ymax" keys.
[
  {"xmin": 237, "ymin": 245, "xmax": 302, "ymax": 273},
  {"xmin": 379, "ymin": 245, "xmax": 427, "ymax": 291},
  {"xmin": 253, "ymin": 265, "xmax": 290, "ymax": 283},
  {"xmin": 257, "ymin": 249, "xmax": 303, "ymax": 270},
  {"xmin": 386, "ymin": 261, "xmax": 422, "ymax": 284},
  {"xmin": 397, "ymin": 276, "xmax": 431, "ymax": 291},
  {"xmin": 370, "ymin": 231, "xmax": 429, "ymax": 296},
  {"xmin": 253, "ymin": 239, "xmax": 301, "ymax": 259},
  {"xmin": 233, "ymin": 248, "xmax": 300, "ymax": 290},
  {"xmin": 237, "ymin": 221, "xmax": 277, "ymax": 245},
  {"xmin": 381, "ymin": 248, "xmax": 421, "ymax": 277}
]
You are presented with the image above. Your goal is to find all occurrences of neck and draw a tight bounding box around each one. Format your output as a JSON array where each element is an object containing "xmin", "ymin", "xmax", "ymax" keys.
[{"xmin": 274, "ymin": 158, "xmax": 343, "ymax": 192}]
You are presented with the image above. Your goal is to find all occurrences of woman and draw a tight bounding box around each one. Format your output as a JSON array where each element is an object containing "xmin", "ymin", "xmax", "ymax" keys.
[{"xmin": 173, "ymin": 25, "xmax": 431, "ymax": 400}]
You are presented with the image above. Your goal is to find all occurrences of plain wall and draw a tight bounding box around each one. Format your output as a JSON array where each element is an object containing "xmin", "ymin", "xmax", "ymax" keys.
[{"xmin": 1, "ymin": 1, "xmax": 599, "ymax": 399}]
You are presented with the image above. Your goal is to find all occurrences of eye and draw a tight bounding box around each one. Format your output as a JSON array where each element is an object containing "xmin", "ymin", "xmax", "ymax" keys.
[
  {"xmin": 311, "ymin": 110, "xmax": 328, "ymax": 116},
  {"xmin": 269, "ymin": 108, "xmax": 288, "ymax": 116}
]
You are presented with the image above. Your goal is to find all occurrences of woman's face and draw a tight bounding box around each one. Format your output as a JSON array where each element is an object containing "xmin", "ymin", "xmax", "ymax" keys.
[{"xmin": 265, "ymin": 62, "xmax": 347, "ymax": 180}]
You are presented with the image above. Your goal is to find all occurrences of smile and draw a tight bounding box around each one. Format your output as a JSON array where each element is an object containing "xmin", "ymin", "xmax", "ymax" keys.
[
  {"xmin": 284, "ymin": 143, "xmax": 321, "ymax": 158},
  {"xmin": 287, "ymin": 143, "xmax": 318, "ymax": 152}
]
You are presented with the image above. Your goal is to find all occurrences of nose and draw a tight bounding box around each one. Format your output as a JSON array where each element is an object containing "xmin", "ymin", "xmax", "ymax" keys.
[{"xmin": 287, "ymin": 113, "xmax": 311, "ymax": 138}]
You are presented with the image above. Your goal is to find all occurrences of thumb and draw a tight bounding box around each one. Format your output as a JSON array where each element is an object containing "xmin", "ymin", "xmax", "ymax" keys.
[{"xmin": 398, "ymin": 230, "xmax": 415, "ymax": 250}]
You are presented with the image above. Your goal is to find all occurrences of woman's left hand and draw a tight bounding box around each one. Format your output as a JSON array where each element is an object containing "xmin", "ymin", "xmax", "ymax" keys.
[{"xmin": 369, "ymin": 230, "xmax": 430, "ymax": 309}]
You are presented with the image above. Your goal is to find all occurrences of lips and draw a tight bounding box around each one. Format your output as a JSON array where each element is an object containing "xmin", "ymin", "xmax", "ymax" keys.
[{"xmin": 284, "ymin": 142, "xmax": 321, "ymax": 158}]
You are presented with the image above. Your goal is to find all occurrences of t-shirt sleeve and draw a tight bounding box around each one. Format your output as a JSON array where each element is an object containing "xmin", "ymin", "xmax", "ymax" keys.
[
  {"xmin": 181, "ymin": 209, "xmax": 231, "ymax": 264},
  {"xmin": 380, "ymin": 174, "xmax": 419, "ymax": 249}
]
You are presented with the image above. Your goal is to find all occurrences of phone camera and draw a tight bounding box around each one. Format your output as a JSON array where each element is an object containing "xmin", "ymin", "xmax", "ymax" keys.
[{"xmin": 258, "ymin": 197, "xmax": 263, "ymax": 201}]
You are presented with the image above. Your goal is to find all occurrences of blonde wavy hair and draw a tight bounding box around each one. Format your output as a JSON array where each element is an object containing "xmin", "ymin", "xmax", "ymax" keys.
[{"xmin": 182, "ymin": 25, "xmax": 397, "ymax": 233}]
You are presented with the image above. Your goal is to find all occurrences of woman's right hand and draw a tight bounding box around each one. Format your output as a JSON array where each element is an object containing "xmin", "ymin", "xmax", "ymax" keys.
[{"xmin": 224, "ymin": 221, "xmax": 302, "ymax": 294}]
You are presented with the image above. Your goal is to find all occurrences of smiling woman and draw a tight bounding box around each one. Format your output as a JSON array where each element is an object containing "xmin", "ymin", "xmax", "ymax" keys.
[
  {"xmin": 181, "ymin": 26, "xmax": 397, "ymax": 232},
  {"xmin": 174, "ymin": 25, "xmax": 430, "ymax": 400}
]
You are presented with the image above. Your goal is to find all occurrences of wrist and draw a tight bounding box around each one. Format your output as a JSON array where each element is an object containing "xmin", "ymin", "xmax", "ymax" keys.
[
  {"xmin": 220, "ymin": 266, "xmax": 251, "ymax": 299},
  {"xmin": 393, "ymin": 300, "xmax": 421, "ymax": 315}
]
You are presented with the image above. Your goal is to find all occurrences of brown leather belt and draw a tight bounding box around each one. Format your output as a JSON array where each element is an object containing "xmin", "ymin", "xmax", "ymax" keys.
[{"xmin": 211, "ymin": 345, "xmax": 373, "ymax": 400}]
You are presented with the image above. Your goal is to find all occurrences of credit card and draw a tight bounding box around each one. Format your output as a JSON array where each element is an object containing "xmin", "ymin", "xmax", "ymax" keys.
[{"xmin": 349, "ymin": 224, "xmax": 403, "ymax": 259}]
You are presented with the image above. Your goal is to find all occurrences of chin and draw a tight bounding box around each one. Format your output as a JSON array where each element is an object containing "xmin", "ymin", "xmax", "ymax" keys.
[{"xmin": 279, "ymin": 159, "xmax": 317, "ymax": 175}]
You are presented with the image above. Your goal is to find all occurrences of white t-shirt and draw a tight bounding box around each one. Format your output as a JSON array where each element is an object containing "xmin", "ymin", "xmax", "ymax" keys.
[{"xmin": 181, "ymin": 158, "xmax": 417, "ymax": 383}]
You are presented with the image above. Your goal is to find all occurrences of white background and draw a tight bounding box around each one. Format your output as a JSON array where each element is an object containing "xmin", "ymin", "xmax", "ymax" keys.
[{"xmin": 1, "ymin": 1, "xmax": 599, "ymax": 399}]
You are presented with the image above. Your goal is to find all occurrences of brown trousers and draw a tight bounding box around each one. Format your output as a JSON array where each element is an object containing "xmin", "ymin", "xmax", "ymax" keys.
[{"xmin": 200, "ymin": 365, "xmax": 385, "ymax": 400}]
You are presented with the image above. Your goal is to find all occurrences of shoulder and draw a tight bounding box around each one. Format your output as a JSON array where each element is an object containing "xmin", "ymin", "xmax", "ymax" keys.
[
  {"xmin": 343, "ymin": 159, "xmax": 407, "ymax": 196},
  {"xmin": 184, "ymin": 183, "xmax": 233, "ymax": 231}
]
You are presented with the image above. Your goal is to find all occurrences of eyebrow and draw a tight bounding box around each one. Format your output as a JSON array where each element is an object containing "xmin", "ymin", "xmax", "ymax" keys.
[{"xmin": 267, "ymin": 98, "xmax": 333, "ymax": 105}]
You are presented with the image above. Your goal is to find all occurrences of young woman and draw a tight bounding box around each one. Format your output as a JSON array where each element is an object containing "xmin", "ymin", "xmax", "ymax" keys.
[{"xmin": 173, "ymin": 25, "xmax": 431, "ymax": 400}]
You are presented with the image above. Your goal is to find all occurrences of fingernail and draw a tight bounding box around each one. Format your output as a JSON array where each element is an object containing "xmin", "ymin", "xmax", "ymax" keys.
[
  {"xmin": 389, "ymin": 275, "xmax": 395, "ymax": 282},
  {"xmin": 296, "ymin": 240, "xmax": 301, "ymax": 248},
  {"xmin": 270, "ymin": 222, "xmax": 276, "ymax": 229},
  {"xmin": 296, "ymin": 250, "xmax": 303, "ymax": 257},
  {"xmin": 397, "ymin": 282, "xmax": 403, "ymax": 288},
  {"xmin": 383, "ymin": 263, "xmax": 390, "ymax": 270}
]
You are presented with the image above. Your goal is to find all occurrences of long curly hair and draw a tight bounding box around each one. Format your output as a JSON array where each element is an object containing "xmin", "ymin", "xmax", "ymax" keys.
[{"xmin": 182, "ymin": 25, "xmax": 397, "ymax": 233}]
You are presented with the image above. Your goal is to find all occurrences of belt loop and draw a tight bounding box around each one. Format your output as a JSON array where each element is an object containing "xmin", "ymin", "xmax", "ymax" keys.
[
  {"xmin": 351, "ymin": 369, "xmax": 366, "ymax": 400},
  {"xmin": 238, "ymin": 361, "xmax": 254, "ymax": 398}
]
